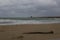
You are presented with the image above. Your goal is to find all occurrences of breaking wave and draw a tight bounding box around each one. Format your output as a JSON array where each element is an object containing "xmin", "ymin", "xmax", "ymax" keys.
[{"xmin": 0, "ymin": 18, "xmax": 60, "ymax": 25}]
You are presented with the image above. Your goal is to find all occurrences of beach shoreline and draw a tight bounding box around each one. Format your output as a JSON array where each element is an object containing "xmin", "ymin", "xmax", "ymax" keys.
[
  {"xmin": 0, "ymin": 22, "xmax": 60, "ymax": 25},
  {"xmin": 0, "ymin": 23, "xmax": 60, "ymax": 40}
]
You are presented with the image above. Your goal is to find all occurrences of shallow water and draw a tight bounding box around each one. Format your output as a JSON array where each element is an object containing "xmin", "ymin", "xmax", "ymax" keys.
[{"xmin": 0, "ymin": 18, "xmax": 60, "ymax": 25}]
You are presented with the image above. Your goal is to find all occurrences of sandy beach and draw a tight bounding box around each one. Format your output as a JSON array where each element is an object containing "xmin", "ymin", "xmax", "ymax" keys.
[{"xmin": 0, "ymin": 23, "xmax": 60, "ymax": 40}]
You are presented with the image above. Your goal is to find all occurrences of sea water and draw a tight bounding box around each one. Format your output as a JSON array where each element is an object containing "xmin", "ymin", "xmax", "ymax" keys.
[{"xmin": 0, "ymin": 18, "xmax": 60, "ymax": 25}]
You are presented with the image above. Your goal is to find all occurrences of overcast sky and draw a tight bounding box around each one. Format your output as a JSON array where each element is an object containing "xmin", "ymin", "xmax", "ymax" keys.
[{"xmin": 0, "ymin": 0, "xmax": 60, "ymax": 17}]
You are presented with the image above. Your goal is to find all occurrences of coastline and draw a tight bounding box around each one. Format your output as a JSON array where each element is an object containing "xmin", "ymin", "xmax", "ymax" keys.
[{"xmin": 0, "ymin": 23, "xmax": 60, "ymax": 40}]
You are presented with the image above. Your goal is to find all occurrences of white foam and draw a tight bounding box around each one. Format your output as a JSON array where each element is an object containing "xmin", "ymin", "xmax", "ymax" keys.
[{"xmin": 0, "ymin": 19, "xmax": 60, "ymax": 25}]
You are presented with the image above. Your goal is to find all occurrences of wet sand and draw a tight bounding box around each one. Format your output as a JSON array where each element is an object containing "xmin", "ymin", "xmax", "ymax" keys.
[{"xmin": 0, "ymin": 23, "xmax": 60, "ymax": 40}]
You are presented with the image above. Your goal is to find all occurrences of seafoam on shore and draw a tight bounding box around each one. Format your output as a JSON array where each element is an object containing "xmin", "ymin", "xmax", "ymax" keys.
[{"xmin": 0, "ymin": 19, "xmax": 60, "ymax": 25}]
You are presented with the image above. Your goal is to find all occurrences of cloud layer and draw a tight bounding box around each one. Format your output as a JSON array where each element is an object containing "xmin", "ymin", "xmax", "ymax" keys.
[{"xmin": 0, "ymin": 0, "xmax": 59, "ymax": 17}]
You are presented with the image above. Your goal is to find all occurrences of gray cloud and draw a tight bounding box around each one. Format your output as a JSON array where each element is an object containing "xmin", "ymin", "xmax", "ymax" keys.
[{"xmin": 0, "ymin": 0, "xmax": 60, "ymax": 17}]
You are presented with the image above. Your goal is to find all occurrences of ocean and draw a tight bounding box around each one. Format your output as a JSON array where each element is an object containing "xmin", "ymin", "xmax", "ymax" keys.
[{"xmin": 0, "ymin": 18, "xmax": 60, "ymax": 25}]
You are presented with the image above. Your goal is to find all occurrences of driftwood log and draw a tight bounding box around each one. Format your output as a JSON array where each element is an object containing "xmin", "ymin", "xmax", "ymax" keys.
[{"xmin": 23, "ymin": 31, "xmax": 54, "ymax": 34}]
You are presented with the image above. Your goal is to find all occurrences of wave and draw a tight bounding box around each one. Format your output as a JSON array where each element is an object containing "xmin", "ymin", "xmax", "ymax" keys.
[{"xmin": 0, "ymin": 19, "xmax": 60, "ymax": 25}]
